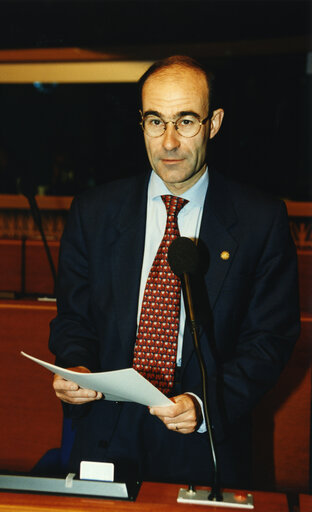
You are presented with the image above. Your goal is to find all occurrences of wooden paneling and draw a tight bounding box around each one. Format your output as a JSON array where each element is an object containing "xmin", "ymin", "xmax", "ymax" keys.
[
  {"xmin": 0, "ymin": 240, "xmax": 59, "ymax": 296},
  {"xmin": 300, "ymin": 494, "xmax": 312, "ymax": 512},
  {"xmin": 0, "ymin": 194, "xmax": 71, "ymax": 241},
  {"xmin": 0, "ymin": 301, "xmax": 62, "ymax": 472},
  {"xmin": 25, "ymin": 241, "xmax": 59, "ymax": 295},
  {"xmin": 0, "ymin": 240, "xmax": 22, "ymax": 292},
  {"xmin": 297, "ymin": 251, "xmax": 312, "ymax": 314},
  {"xmin": 253, "ymin": 316, "xmax": 312, "ymax": 493}
]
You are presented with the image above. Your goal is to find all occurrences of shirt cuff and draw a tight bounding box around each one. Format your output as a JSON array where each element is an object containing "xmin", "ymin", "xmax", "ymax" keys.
[{"xmin": 186, "ymin": 392, "xmax": 207, "ymax": 433}]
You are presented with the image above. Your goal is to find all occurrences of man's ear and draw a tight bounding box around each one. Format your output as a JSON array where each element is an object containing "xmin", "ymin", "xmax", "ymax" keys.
[{"xmin": 208, "ymin": 108, "xmax": 224, "ymax": 140}]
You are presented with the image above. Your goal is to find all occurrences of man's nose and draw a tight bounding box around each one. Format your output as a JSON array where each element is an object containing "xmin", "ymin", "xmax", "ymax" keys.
[{"xmin": 162, "ymin": 123, "xmax": 181, "ymax": 151}]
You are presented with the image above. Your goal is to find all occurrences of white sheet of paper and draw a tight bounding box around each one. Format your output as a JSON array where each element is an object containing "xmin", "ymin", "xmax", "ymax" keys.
[{"xmin": 21, "ymin": 351, "xmax": 171, "ymax": 407}]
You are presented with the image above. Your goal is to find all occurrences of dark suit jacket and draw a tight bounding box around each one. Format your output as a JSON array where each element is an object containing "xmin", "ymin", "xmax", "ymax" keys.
[{"xmin": 49, "ymin": 169, "xmax": 300, "ymax": 487}]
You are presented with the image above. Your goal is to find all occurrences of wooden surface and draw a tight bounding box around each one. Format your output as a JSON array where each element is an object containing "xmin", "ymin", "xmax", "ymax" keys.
[
  {"xmin": 0, "ymin": 240, "xmax": 22, "ymax": 293},
  {"xmin": 24, "ymin": 241, "xmax": 59, "ymax": 295},
  {"xmin": 252, "ymin": 316, "xmax": 312, "ymax": 493},
  {"xmin": 0, "ymin": 48, "xmax": 124, "ymax": 62},
  {"xmin": 297, "ymin": 251, "xmax": 312, "ymax": 314},
  {"xmin": 0, "ymin": 195, "xmax": 72, "ymax": 210},
  {"xmin": 285, "ymin": 201, "xmax": 312, "ymax": 217},
  {"xmin": 0, "ymin": 482, "xmax": 289, "ymax": 512},
  {"xmin": 0, "ymin": 240, "xmax": 59, "ymax": 296},
  {"xmin": 0, "ymin": 300, "xmax": 62, "ymax": 472},
  {"xmin": 0, "ymin": 35, "xmax": 310, "ymax": 62},
  {"xmin": 300, "ymin": 493, "xmax": 312, "ymax": 512}
]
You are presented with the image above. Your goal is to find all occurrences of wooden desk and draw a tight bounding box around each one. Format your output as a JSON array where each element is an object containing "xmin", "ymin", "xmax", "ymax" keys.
[{"xmin": 0, "ymin": 482, "xmax": 289, "ymax": 511}]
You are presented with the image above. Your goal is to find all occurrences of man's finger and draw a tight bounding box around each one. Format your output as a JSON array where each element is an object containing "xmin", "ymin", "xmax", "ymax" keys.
[
  {"xmin": 149, "ymin": 394, "xmax": 201, "ymax": 434},
  {"xmin": 53, "ymin": 370, "xmax": 102, "ymax": 404},
  {"xmin": 150, "ymin": 394, "xmax": 193, "ymax": 418}
]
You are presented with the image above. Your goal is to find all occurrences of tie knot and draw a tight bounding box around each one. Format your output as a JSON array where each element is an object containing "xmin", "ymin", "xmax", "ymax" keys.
[{"xmin": 161, "ymin": 195, "xmax": 188, "ymax": 216}]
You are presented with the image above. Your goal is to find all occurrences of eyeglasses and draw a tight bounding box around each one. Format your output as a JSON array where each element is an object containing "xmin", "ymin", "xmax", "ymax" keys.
[{"xmin": 139, "ymin": 111, "xmax": 210, "ymax": 138}]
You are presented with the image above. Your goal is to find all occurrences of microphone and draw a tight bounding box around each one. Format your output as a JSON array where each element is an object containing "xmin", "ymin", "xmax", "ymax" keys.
[
  {"xmin": 20, "ymin": 178, "xmax": 57, "ymax": 296},
  {"xmin": 167, "ymin": 236, "xmax": 199, "ymax": 275},
  {"xmin": 168, "ymin": 237, "xmax": 222, "ymax": 502},
  {"xmin": 168, "ymin": 236, "xmax": 200, "ymax": 331}
]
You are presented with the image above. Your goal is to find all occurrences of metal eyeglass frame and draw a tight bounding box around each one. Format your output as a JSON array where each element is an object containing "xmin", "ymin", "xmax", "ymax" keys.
[{"xmin": 139, "ymin": 110, "xmax": 210, "ymax": 138}]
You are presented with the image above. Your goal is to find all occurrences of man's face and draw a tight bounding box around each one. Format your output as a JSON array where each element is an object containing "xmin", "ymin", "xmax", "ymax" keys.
[{"xmin": 141, "ymin": 66, "xmax": 218, "ymax": 194}]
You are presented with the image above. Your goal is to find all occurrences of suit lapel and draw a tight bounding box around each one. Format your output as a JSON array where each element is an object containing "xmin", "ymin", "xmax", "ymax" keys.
[
  {"xmin": 182, "ymin": 170, "xmax": 239, "ymax": 369},
  {"xmin": 111, "ymin": 174, "xmax": 149, "ymax": 360},
  {"xmin": 200, "ymin": 177, "xmax": 238, "ymax": 311}
]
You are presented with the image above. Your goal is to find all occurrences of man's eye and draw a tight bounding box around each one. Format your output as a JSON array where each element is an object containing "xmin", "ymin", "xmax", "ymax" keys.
[
  {"xmin": 146, "ymin": 117, "xmax": 163, "ymax": 126},
  {"xmin": 179, "ymin": 117, "xmax": 195, "ymax": 126}
]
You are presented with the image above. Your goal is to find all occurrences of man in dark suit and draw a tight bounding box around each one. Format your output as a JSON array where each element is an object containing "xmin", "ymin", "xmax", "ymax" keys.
[{"xmin": 50, "ymin": 56, "xmax": 300, "ymax": 488}]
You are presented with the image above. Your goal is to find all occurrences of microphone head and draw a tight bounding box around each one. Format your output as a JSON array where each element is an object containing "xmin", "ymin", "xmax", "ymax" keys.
[{"xmin": 168, "ymin": 236, "xmax": 199, "ymax": 276}]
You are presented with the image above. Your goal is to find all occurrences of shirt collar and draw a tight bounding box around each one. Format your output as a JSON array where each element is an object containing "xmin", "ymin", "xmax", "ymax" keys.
[{"xmin": 148, "ymin": 167, "xmax": 209, "ymax": 207}]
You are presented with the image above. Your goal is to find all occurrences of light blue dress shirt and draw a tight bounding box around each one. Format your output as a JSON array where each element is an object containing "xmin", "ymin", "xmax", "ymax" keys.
[
  {"xmin": 137, "ymin": 168, "xmax": 208, "ymax": 363},
  {"xmin": 136, "ymin": 168, "xmax": 209, "ymax": 431}
]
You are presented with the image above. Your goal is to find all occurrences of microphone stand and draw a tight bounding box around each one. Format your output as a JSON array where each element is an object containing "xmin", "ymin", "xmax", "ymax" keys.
[
  {"xmin": 182, "ymin": 272, "xmax": 222, "ymax": 502},
  {"xmin": 24, "ymin": 193, "xmax": 57, "ymax": 297},
  {"xmin": 177, "ymin": 272, "xmax": 253, "ymax": 509},
  {"xmin": 167, "ymin": 236, "xmax": 253, "ymax": 508}
]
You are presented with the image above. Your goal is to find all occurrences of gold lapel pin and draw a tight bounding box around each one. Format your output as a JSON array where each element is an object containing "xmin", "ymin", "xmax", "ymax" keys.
[{"xmin": 220, "ymin": 251, "xmax": 230, "ymax": 261}]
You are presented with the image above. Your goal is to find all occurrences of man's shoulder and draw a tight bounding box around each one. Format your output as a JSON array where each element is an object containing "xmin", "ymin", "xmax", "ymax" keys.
[
  {"xmin": 74, "ymin": 172, "xmax": 149, "ymax": 211},
  {"xmin": 210, "ymin": 169, "xmax": 285, "ymax": 216}
]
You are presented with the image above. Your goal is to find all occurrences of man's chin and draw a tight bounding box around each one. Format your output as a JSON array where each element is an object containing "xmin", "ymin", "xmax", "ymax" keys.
[
  {"xmin": 153, "ymin": 163, "xmax": 207, "ymax": 193},
  {"xmin": 155, "ymin": 164, "xmax": 190, "ymax": 184}
]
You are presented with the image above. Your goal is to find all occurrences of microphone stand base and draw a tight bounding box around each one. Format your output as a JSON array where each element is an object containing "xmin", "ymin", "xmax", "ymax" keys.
[{"xmin": 177, "ymin": 488, "xmax": 254, "ymax": 509}]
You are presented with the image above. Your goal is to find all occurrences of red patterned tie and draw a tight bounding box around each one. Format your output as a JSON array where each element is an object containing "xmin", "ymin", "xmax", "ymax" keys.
[{"xmin": 133, "ymin": 195, "xmax": 188, "ymax": 395}]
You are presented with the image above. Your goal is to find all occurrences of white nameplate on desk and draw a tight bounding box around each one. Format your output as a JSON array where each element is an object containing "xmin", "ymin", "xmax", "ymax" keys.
[{"xmin": 80, "ymin": 461, "xmax": 114, "ymax": 482}]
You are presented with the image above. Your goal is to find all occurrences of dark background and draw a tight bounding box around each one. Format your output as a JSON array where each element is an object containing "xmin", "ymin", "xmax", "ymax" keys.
[
  {"xmin": 0, "ymin": 0, "xmax": 311, "ymax": 199},
  {"xmin": 0, "ymin": 0, "xmax": 310, "ymax": 49}
]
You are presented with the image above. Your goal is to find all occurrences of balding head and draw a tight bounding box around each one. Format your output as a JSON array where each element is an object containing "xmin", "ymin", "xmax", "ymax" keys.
[{"xmin": 139, "ymin": 55, "xmax": 214, "ymax": 115}]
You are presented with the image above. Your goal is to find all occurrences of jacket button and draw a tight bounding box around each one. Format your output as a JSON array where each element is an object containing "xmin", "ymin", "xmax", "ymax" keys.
[{"xmin": 98, "ymin": 440, "xmax": 108, "ymax": 449}]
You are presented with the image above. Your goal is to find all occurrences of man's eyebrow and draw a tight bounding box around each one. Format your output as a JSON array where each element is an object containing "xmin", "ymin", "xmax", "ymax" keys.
[
  {"xmin": 143, "ymin": 110, "xmax": 201, "ymax": 119},
  {"xmin": 178, "ymin": 111, "xmax": 201, "ymax": 119},
  {"xmin": 143, "ymin": 110, "xmax": 162, "ymax": 117}
]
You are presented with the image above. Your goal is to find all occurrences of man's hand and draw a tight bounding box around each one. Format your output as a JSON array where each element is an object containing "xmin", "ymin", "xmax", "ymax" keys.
[
  {"xmin": 53, "ymin": 366, "xmax": 103, "ymax": 404},
  {"xmin": 149, "ymin": 393, "xmax": 202, "ymax": 434}
]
